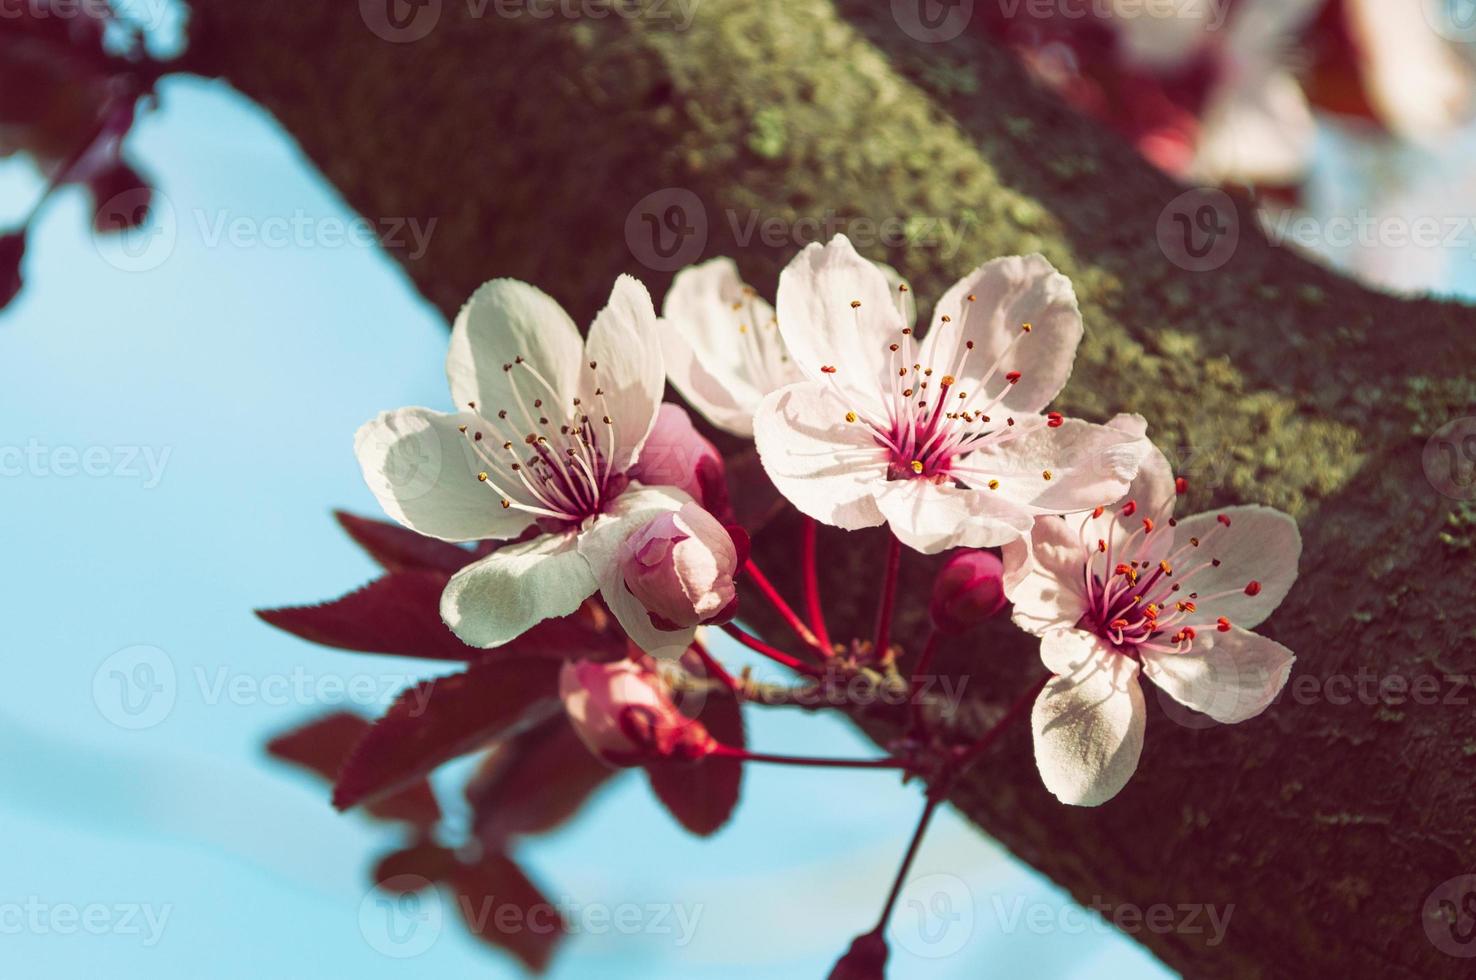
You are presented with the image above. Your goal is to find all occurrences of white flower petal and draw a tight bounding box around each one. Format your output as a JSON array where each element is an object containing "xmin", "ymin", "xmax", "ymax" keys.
[
  {"xmin": 958, "ymin": 417, "xmax": 1148, "ymax": 514},
  {"xmin": 599, "ymin": 576, "xmax": 698, "ymax": 660},
  {"xmin": 584, "ymin": 275, "xmax": 665, "ymax": 473},
  {"xmin": 753, "ymin": 382, "xmax": 888, "ymax": 531},
  {"xmin": 874, "ymin": 479, "xmax": 1033, "ymax": 555},
  {"xmin": 775, "ymin": 234, "xmax": 903, "ymax": 388},
  {"xmin": 1032, "ymin": 629, "xmax": 1145, "ymax": 807},
  {"xmin": 440, "ymin": 531, "xmax": 597, "ymax": 648},
  {"xmin": 1142, "ymin": 626, "xmax": 1294, "ymax": 724},
  {"xmin": 660, "ymin": 258, "xmax": 797, "ymax": 436},
  {"xmin": 921, "ymin": 254, "xmax": 1082, "ymax": 416},
  {"xmin": 575, "ymin": 483, "xmax": 693, "ymax": 583},
  {"xmin": 1170, "ymin": 505, "xmax": 1301, "ymax": 629},
  {"xmin": 1002, "ymin": 515, "xmax": 1091, "ymax": 635},
  {"xmin": 447, "ymin": 279, "xmax": 584, "ymax": 418},
  {"xmin": 354, "ymin": 407, "xmax": 531, "ymax": 542}
]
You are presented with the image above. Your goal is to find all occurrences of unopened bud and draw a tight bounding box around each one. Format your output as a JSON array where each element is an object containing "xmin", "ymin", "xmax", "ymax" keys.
[
  {"xmin": 559, "ymin": 657, "xmax": 715, "ymax": 766},
  {"xmin": 620, "ymin": 502, "xmax": 738, "ymax": 631},
  {"xmin": 929, "ymin": 549, "xmax": 1006, "ymax": 634}
]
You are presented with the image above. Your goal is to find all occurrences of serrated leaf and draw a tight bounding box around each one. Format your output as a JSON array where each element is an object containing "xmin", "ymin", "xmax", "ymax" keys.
[
  {"xmin": 258, "ymin": 571, "xmax": 474, "ymax": 661},
  {"xmin": 266, "ymin": 711, "xmax": 441, "ymax": 827},
  {"xmin": 333, "ymin": 656, "xmax": 562, "ymax": 812},
  {"xmin": 449, "ymin": 852, "xmax": 565, "ymax": 973},
  {"xmin": 466, "ymin": 713, "xmax": 620, "ymax": 846},
  {"xmin": 646, "ymin": 689, "xmax": 745, "ymax": 837},
  {"xmin": 335, "ymin": 510, "xmax": 473, "ymax": 573}
]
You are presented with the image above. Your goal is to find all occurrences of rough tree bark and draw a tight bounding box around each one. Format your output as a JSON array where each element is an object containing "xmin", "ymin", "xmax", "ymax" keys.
[{"xmin": 179, "ymin": 2, "xmax": 1476, "ymax": 977}]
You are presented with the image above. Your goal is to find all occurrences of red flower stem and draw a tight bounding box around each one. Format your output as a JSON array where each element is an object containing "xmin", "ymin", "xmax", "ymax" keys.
[
  {"xmin": 801, "ymin": 517, "xmax": 833, "ymax": 654},
  {"xmin": 953, "ymin": 674, "xmax": 1050, "ymax": 774},
  {"xmin": 873, "ymin": 793, "xmax": 942, "ymax": 933},
  {"xmin": 872, "ymin": 535, "xmax": 902, "ymax": 657},
  {"xmin": 744, "ymin": 558, "xmax": 825, "ymax": 655},
  {"xmin": 719, "ymin": 622, "xmax": 823, "ymax": 678},
  {"xmin": 907, "ymin": 628, "xmax": 941, "ymax": 734},
  {"xmin": 710, "ymin": 743, "xmax": 905, "ymax": 769},
  {"xmin": 690, "ymin": 639, "xmax": 739, "ymax": 692}
]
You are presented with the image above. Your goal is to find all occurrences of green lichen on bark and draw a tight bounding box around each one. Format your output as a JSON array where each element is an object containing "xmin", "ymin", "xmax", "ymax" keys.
[{"xmin": 182, "ymin": 1, "xmax": 1476, "ymax": 976}]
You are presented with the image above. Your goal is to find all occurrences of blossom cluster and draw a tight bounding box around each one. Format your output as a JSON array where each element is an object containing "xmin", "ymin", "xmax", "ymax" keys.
[{"xmin": 353, "ymin": 233, "xmax": 1300, "ymax": 805}]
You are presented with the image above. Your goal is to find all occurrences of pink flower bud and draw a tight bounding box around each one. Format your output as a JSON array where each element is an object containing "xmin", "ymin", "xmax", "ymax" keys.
[
  {"xmin": 559, "ymin": 657, "xmax": 715, "ymax": 766},
  {"xmin": 619, "ymin": 502, "xmax": 738, "ymax": 631},
  {"xmin": 0, "ymin": 233, "xmax": 24, "ymax": 311},
  {"xmin": 628, "ymin": 403, "xmax": 730, "ymax": 518},
  {"xmin": 929, "ymin": 549, "xmax": 1006, "ymax": 634}
]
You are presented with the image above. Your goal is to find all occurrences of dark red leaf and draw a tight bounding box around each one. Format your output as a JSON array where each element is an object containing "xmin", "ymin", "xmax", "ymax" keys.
[
  {"xmin": 335, "ymin": 510, "xmax": 472, "ymax": 573},
  {"xmin": 257, "ymin": 571, "xmax": 474, "ymax": 661},
  {"xmin": 449, "ymin": 852, "xmax": 565, "ymax": 973},
  {"xmin": 466, "ymin": 713, "xmax": 620, "ymax": 846},
  {"xmin": 1, "ymin": 232, "xmax": 24, "ymax": 311},
  {"xmin": 371, "ymin": 841, "xmax": 459, "ymax": 892},
  {"xmin": 266, "ymin": 712, "xmax": 442, "ymax": 827},
  {"xmin": 645, "ymin": 684, "xmax": 745, "ymax": 837},
  {"xmin": 333, "ymin": 656, "xmax": 563, "ymax": 812},
  {"xmin": 828, "ymin": 930, "xmax": 889, "ymax": 980}
]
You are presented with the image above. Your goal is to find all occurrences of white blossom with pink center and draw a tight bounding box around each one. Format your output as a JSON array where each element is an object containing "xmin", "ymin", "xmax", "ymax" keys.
[
  {"xmin": 1003, "ymin": 416, "xmax": 1301, "ymax": 806},
  {"xmin": 752, "ymin": 234, "xmax": 1151, "ymax": 554},
  {"xmin": 354, "ymin": 275, "xmax": 702, "ymax": 657}
]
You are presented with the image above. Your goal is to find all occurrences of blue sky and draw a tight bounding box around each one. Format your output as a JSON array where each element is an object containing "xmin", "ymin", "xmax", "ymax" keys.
[{"xmin": 26, "ymin": 60, "xmax": 1468, "ymax": 978}]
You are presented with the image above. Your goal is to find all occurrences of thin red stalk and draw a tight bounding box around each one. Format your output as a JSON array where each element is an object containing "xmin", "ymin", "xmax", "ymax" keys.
[
  {"xmin": 953, "ymin": 674, "xmax": 1050, "ymax": 773},
  {"xmin": 690, "ymin": 639, "xmax": 739, "ymax": 692},
  {"xmin": 744, "ymin": 558, "xmax": 825, "ymax": 654},
  {"xmin": 801, "ymin": 517, "xmax": 833, "ymax": 653},
  {"xmin": 710, "ymin": 744, "xmax": 905, "ymax": 769},
  {"xmin": 873, "ymin": 794, "xmax": 942, "ymax": 933},
  {"xmin": 906, "ymin": 628, "xmax": 941, "ymax": 734},
  {"xmin": 719, "ymin": 622, "xmax": 823, "ymax": 678},
  {"xmin": 872, "ymin": 535, "xmax": 903, "ymax": 657}
]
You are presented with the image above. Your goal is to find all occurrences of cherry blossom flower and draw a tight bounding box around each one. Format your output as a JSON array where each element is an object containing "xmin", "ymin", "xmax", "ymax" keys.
[
  {"xmin": 658, "ymin": 255, "xmax": 913, "ymax": 437},
  {"xmin": 355, "ymin": 275, "xmax": 703, "ymax": 657},
  {"xmin": 1002, "ymin": 417, "xmax": 1301, "ymax": 805},
  {"xmin": 752, "ymin": 234, "xmax": 1150, "ymax": 554},
  {"xmin": 559, "ymin": 657, "xmax": 716, "ymax": 766}
]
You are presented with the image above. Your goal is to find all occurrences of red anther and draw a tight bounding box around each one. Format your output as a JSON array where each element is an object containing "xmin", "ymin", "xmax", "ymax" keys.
[
  {"xmin": 1216, "ymin": 617, "xmax": 1231, "ymax": 632},
  {"xmin": 1121, "ymin": 500, "xmax": 1137, "ymax": 517},
  {"xmin": 1142, "ymin": 518, "xmax": 1154, "ymax": 533},
  {"xmin": 1245, "ymin": 580, "xmax": 1262, "ymax": 596},
  {"xmin": 1217, "ymin": 514, "xmax": 1232, "ymax": 526},
  {"xmin": 820, "ymin": 365, "xmax": 837, "ymax": 374},
  {"xmin": 1005, "ymin": 371, "xmax": 1021, "ymax": 384},
  {"xmin": 1046, "ymin": 411, "xmax": 1064, "ymax": 428},
  {"xmin": 1097, "ymin": 539, "xmax": 1107, "ymax": 553},
  {"xmin": 1114, "ymin": 563, "xmax": 1133, "ymax": 576},
  {"xmin": 1092, "ymin": 506, "xmax": 1104, "ymax": 519},
  {"xmin": 1180, "ymin": 627, "xmax": 1196, "ymax": 641},
  {"xmin": 1175, "ymin": 476, "xmax": 1188, "ymax": 494},
  {"xmin": 1110, "ymin": 618, "xmax": 1130, "ymax": 631}
]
